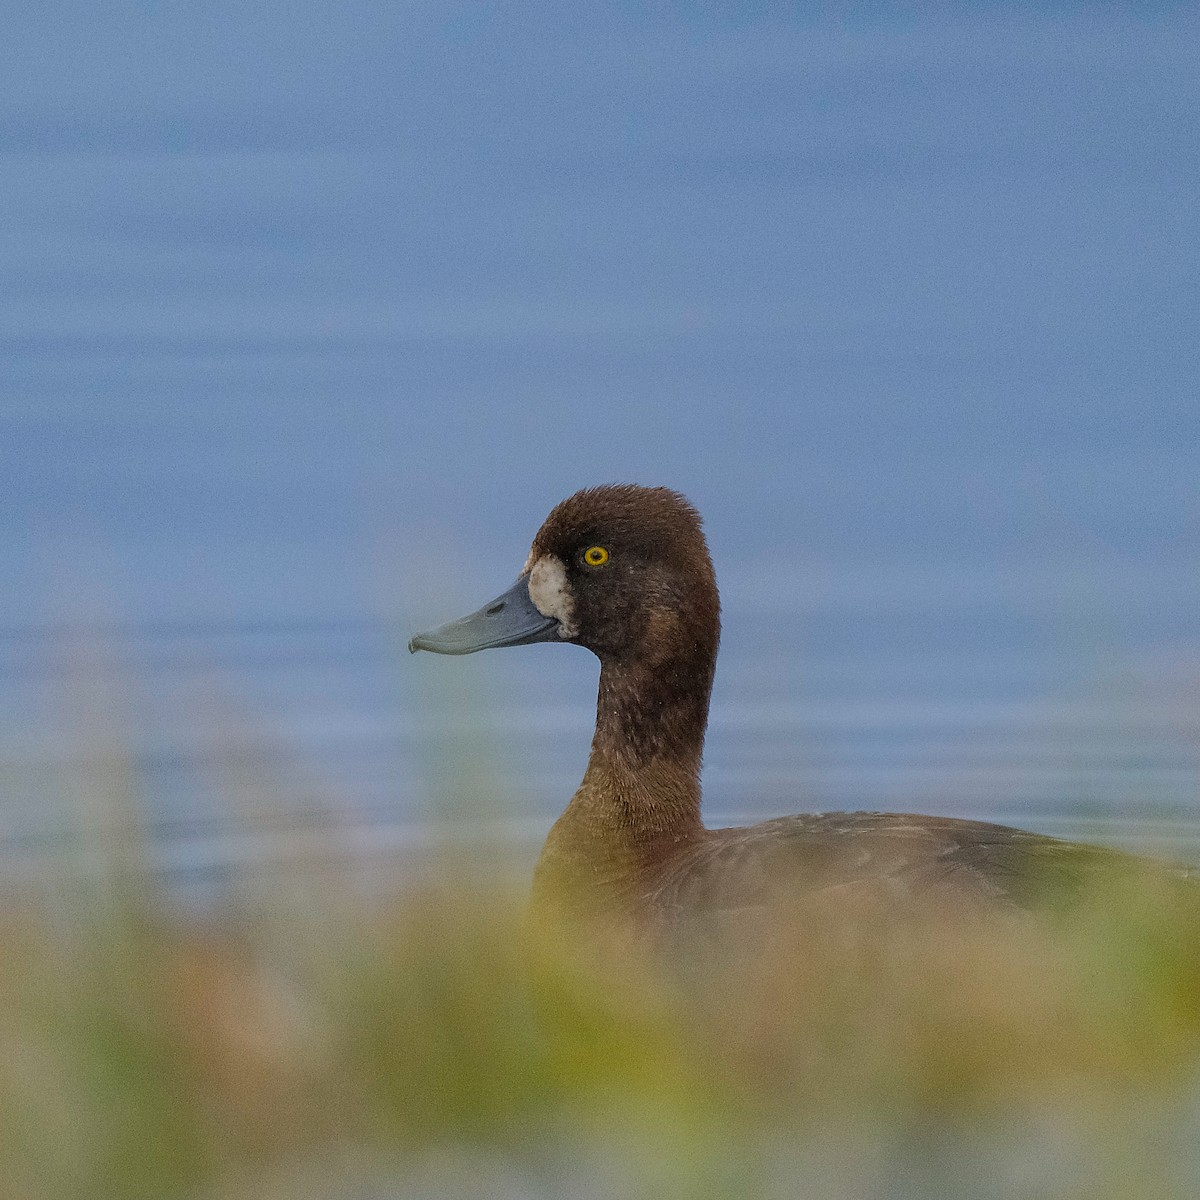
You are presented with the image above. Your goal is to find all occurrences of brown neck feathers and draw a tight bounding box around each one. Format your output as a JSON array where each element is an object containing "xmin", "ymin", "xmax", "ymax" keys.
[{"xmin": 531, "ymin": 609, "xmax": 718, "ymax": 919}]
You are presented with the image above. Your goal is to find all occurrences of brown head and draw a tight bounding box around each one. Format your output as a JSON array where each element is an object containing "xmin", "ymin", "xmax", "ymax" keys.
[
  {"xmin": 410, "ymin": 485, "xmax": 719, "ymax": 664},
  {"xmin": 410, "ymin": 484, "xmax": 721, "ymax": 764}
]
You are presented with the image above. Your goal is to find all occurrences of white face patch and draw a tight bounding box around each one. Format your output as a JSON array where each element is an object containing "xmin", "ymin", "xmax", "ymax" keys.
[{"xmin": 526, "ymin": 555, "xmax": 578, "ymax": 639}]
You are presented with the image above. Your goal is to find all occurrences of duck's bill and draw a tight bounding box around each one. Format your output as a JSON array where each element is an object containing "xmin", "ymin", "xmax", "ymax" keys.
[{"xmin": 408, "ymin": 576, "xmax": 561, "ymax": 655}]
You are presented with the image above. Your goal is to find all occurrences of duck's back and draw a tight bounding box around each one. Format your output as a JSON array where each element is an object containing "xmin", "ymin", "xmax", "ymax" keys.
[{"xmin": 649, "ymin": 812, "xmax": 1194, "ymax": 927}]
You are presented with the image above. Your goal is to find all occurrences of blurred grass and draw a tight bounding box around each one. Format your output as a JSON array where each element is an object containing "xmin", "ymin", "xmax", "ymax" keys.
[
  {"xmin": 1, "ymin": 848, "xmax": 1199, "ymax": 1200},
  {"xmin": 1, "ymin": 633, "xmax": 1198, "ymax": 1199}
]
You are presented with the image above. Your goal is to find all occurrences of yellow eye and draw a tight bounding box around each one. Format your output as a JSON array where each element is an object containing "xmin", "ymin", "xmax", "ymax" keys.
[{"xmin": 583, "ymin": 545, "xmax": 609, "ymax": 567}]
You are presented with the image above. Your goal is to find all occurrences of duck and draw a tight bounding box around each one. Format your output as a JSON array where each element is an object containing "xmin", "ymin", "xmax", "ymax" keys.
[{"xmin": 409, "ymin": 485, "xmax": 1194, "ymax": 935}]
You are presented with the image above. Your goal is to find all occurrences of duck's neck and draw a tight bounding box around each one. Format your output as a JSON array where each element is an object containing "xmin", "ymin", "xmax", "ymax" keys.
[{"xmin": 532, "ymin": 653, "xmax": 714, "ymax": 916}]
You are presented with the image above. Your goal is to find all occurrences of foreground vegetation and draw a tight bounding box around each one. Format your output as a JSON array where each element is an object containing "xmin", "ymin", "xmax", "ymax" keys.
[{"xmin": 1, "ymin": 841, "xmax": 1199, "ymax": 1200}]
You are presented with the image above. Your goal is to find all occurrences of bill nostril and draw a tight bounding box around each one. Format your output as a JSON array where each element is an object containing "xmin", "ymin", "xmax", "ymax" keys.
[{"xmin": 486, "ymin": 602, "xmax": 505, "ymax": 615}]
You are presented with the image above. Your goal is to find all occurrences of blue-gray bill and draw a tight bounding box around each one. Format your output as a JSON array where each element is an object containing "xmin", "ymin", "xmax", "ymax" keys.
[{"xmin": 408, "ymin": 576, "xmax": 561, "ymax": 655}]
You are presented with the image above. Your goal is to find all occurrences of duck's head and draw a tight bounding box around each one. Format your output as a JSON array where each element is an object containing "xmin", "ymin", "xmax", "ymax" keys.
[{"xmin": 409, "ymin": 484, "xmax": 719, "ymax": 667}]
